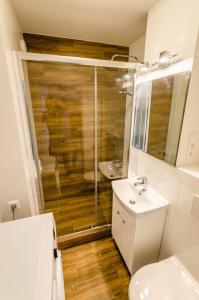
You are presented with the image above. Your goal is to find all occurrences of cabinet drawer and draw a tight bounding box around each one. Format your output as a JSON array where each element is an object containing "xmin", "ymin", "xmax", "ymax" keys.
[
  {"xmin": 112, "ymin": 193, "xmax": 136, "ymax": 273},
  {"xmin": 112, "ymin": 193, "xmax": 122, "ymax": 249},
  {"xmin": 120, "ymin": 205, "xmax": 136, "ymax": 272}
]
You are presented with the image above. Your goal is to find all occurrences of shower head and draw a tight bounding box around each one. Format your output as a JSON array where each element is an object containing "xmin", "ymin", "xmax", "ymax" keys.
[
  {"xmin": 111, "ymin": 54, "xmax": 139, "ymax": 62},
  {"xmin": 119, "ymin": 91, "xmax": 133, "ymax": 97}
]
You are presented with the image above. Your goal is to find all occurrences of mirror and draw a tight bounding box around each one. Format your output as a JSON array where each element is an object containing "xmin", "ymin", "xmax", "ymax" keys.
[{"xmin": 132, "ymin": 71, "xmax": 191, "ymax": 166}]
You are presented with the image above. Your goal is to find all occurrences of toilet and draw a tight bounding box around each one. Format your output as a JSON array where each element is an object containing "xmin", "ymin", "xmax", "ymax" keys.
[{"xmin": 129, "ymin": 256, "xmax": 199, "ymax": 300}]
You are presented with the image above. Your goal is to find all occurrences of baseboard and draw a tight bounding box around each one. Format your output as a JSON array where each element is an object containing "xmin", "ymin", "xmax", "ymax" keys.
[{"xmin": 58, "ymin": 225, "xmax": 112, "ymax": 250}]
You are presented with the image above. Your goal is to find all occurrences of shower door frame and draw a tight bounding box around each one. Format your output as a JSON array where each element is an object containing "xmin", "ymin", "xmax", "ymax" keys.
[{"xmin": 16, "ymin": 51, "xmax": 136, "ymax": 234}]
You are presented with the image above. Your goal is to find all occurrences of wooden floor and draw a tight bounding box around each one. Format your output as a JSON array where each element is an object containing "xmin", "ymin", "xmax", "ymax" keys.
[
  {"xmin": 61, "ymin": 237, "xmax": 130, "ymax": 300},
  {"xmin": 44, "ymin": 194, "xmax": 96, "ymax": 236},
  {"xmin": 44, "ymin": 191, "xmax": 112, "ymax": 236}
]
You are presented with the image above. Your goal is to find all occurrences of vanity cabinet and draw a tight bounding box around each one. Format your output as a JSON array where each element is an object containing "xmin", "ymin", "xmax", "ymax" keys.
[
  {"xmin": 112, "ymin": 192, "xmax": 167, "ymax": 274},
  {"xmin": 112, "ymin": 193, "xmax": 136, "ymax": 271}
]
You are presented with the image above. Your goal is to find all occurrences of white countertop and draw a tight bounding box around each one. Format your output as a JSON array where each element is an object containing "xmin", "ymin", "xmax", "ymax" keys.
[
  {"xmin": 112, "ymin": 178, "xmax": 169, "ymax": 216},
  {"xmin": 0, "ymin": 213, "xmax": 55, "ymax": 300}
]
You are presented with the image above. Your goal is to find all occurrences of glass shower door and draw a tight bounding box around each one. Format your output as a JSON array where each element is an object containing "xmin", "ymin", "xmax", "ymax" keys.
[
  {"xmin": 23, "ymin": 58, "xmax": 134, "ymax": 237},
  {"xmin": 97, "ymin": 67, "xmax": 133, "ymax": 226},
  {"xmin": 26, "ymin": 61, "xmax": 96, "ymax": 236}
]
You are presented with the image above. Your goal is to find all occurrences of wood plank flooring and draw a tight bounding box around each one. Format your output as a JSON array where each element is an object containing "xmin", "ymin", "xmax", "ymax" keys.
[
  {"xmin": 44, "ymin": 191, "xmax": 112, "ymax": 236},
  {"xmin": 61, "ymin": 237, "xmax": 130, "ymax": 300}
]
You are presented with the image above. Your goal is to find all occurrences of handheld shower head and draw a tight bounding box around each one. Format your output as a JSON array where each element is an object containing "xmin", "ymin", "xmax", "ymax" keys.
[
  {"xmin": 119, "ymin": 91, "xmax": 133, "ymax": 97},
  {"xmin": 111, "ymin": 54, "xmax": 139, "ymax": 62}
]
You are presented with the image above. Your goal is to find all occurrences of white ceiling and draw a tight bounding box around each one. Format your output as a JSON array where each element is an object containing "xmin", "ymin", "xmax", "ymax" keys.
[{"xmin": 11, "ymin": 0, "xmax": 158, "ymax": 46}]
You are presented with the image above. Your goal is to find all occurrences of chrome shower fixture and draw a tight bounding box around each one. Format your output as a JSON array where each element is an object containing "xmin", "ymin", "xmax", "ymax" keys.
[
  {"xmin": 158, "ymin": 51, "xmax": 178, "ymax": 68},
  {"xmin": 140, "ymin": 62, "xmax": 150, "ymax": 72},
  {"xmin": 139, "ymin": 51, "xmax": 178, "ymax": 73},
  {"xmin": 119, "ymin": 90, "xmax": 133, "ymax": 97},
  {"xmin": 123, "ymin": 73, "xmax": 132, "ymax": 81},
  {"xmin": 111, "ymin": 54, "xmax": 139, "ymax": 62}
]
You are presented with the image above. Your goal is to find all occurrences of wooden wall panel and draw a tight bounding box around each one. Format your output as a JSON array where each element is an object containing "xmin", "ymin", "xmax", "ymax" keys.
[
  {"xmin": 25, "ymin": 34, "xmax": 129, "ymax": 236},
  {"xmin": 147, "ymin": 77, "xmax": 174, "ymax": 160},
  {"xmin": 24, "ymin": 33, "xmax": 129, "ymax": 60},
  {"xmin": 27, "ymin": 62, "xmax": 95, "ymax": 202}
]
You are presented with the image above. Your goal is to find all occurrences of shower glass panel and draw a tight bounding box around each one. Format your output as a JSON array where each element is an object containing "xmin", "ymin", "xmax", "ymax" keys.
[
  {"xmin": 24, "ymin": 59, "xmax": 133, "ymax": 237},
  {"xmin": 97, "ymin": 67, "xmax": 132, "ymax": 226},
  {"xmin": 133, "ymin": 81, "xmax": 152, "ymax": 151},
  {"xmin": 26, "ymin": 61, "xmax": 95, "ymax": 236}
]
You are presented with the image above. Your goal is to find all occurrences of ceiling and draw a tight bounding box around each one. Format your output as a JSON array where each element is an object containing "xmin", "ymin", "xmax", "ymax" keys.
[{"xmin": 11, "ymin": 0, "xmax": 158, "ymax": 46}]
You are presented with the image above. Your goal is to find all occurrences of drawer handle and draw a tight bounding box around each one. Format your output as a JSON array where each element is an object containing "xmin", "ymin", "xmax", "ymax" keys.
[
  {"xmin": 117, "ymin": 211, "xmax": 120, "ymax": 215},
  {"xmin": 122, "ymin": 220, "xmax": 126, "ymax": 224},
  {"xmin": 54, "ymin": 248, "xmax": 58, "ymax": 259}
]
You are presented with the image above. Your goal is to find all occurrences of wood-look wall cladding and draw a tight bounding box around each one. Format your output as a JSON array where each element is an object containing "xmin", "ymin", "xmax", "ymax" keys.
[
  {"xmin": 23, "ymin": 33, "xmax": 129, "ymax": 59},
  {"xmin": 147, "ymin": 77, "xmax": 173, "ymax": 160},
  {"xmin": 27, "ymin": 62, "xmax": 95, "ymax": 201},
  {"xmin": 25, "ymin": 34, "xmax": 129, "ymax": 236}
]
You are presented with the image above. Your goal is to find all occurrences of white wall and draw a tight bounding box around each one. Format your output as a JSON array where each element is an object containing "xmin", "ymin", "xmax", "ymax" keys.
[
  {"xmin": 177, "ymin": 36, "xmax": 199, "ymax": 166},
  {"xmin": 0, "ymin": 0, "xmax": 38, "ymax": 221},
  {"xmin": 129, "ymin": 34, "xmax": 146, "ymax": 62},
  {"xmin": 145, "ymin": 0, "xmax": 199, "ymax": 63},
  {"xmin": 129, "ymin": 0, "xmax": 199, "ymax": 281}
]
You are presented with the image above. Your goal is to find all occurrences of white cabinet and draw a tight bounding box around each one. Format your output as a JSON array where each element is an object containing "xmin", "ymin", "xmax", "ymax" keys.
[
  {"xmin": 112, "ymin": 193, "xmax": 123, "ymax": 250},
  {"xmin": 0, "ymin": 213, "xmax": 65, "ymax": 300},
  {"xmin": 120, "ymin": 204, "xmax": 136, "ymax": 270},
  {"xmin": 112, "ymin": 194, "xmax": 135, "ymax": 272},
  {"xmin": 112, "ymin": 193, "xmax": 167, "ymax": 274}
]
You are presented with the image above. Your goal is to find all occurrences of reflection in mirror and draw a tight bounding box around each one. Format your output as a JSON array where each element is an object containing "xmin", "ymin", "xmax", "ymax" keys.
[
  {"xmin": 132, "ymin": 71, "xmax": 190, "ymax": 166},
  {"xmin": 133, "ymin": 81, "xmax": 152, "ymax": 151}
]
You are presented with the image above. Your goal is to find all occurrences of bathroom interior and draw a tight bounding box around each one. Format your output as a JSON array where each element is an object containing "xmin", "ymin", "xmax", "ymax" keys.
[{"xmin": 0, "ymin": 0, "xmax": 199, "ymax": 299}]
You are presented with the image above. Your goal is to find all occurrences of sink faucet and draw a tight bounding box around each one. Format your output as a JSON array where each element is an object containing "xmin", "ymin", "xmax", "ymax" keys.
[{"xmin": 134, "ymin": 176, "xmax": 149, "ymax": 195}]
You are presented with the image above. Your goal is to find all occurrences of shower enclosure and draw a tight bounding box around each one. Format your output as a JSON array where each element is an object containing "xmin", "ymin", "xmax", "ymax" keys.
[{"xmin": 19, "ymin": 52, "xmax": 136, "ymax": 237}]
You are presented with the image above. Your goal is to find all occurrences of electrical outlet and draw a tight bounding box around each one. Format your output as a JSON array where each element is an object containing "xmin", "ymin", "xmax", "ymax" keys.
[{"xmin": 8, "ymin": 200, "xmax": 20, "ymax": 209}]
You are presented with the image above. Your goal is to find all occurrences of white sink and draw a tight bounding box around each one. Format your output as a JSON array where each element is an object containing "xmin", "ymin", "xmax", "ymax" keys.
[
  {"xmin": 99, "ymin": 160, "xmax": 122, "ymax": 180},
  {"xmin": 112, "ymin": 178, "xmax": 169, "ymax": 216}
]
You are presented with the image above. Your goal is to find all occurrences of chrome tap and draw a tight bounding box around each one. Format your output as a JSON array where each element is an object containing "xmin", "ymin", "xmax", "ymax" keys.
[
  {"xmin": 134, "ymin": 176, "xmax": 148, "ymax": 186},
  {"xmin": 134, "ymin": 176, "xmax": 148, "ymax": 195}
]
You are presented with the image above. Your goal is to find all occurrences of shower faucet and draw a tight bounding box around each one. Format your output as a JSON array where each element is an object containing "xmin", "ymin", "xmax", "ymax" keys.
[{"xmin": 119, "ymin": 90, "xmax": 133, "ymax": 97}]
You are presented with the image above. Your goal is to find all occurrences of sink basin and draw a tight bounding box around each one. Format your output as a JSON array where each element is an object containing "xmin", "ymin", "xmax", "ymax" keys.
[
  {"xmin": 99, "ymin": 160, "xmax": 122, "ymax": 180},
  {"xmin": 112, "ymin": 178, "xmax": 169, "ymax": 216}
]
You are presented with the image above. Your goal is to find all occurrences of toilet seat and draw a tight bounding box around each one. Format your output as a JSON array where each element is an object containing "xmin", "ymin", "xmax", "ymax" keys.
[{"xmin": 129, "ymin": 256, "xmax": 199, "ymax": 300}]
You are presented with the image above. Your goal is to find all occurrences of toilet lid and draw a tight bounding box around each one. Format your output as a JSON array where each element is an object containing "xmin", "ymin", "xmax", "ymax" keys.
[{"xmin": 129, "ymin": 256, "xmax": 199, "ymax": 300}]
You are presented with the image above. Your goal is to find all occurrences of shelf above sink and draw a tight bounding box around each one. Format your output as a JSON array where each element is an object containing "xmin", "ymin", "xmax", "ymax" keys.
[{"xmin": 112, "ymin": 178, "xmax": 169, "ymax": 216}]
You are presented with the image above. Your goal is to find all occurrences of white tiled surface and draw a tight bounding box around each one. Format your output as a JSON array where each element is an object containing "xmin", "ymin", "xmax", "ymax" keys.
[
  {"xmin": 145, "ymin": 0, "xmax": 199, "ymax": 63},
  {"xmin": 128, "ymin": 29, "xmax": 199, "ymax": 282},
  {"xmin": 177, "ymin": 33, "xmax": 199, "ymax": 166},
  {"xmin": 0, "ymin": 0, "xmax": 35, "ymax": 221},
  {"xmin": 128, "ymin": 148, "xmax": 199, "ymax": 282}
]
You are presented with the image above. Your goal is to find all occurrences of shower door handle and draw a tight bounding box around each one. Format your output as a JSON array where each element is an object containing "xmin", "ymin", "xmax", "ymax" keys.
[{"xmin": 38, "ymin": 159, "xmax": 44, "ymax": 174}]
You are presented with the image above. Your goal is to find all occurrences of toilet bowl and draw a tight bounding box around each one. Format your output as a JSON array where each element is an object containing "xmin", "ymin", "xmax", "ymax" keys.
[{"xmin": 129, "ymin": 256, "xmax": 199, "ymax": 300}]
